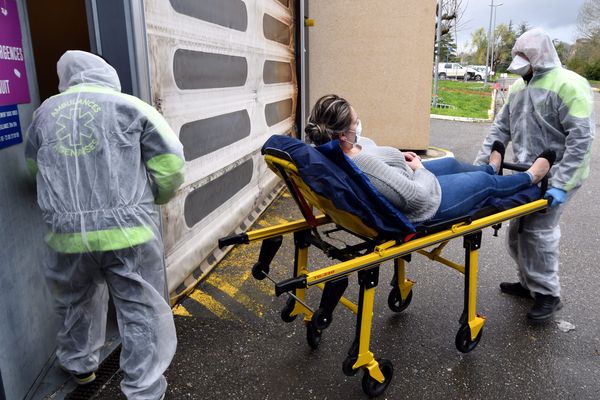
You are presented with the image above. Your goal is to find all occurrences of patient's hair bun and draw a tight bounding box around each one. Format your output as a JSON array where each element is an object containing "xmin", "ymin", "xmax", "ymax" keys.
[
  {"xmin": 305, "ymin": 122, "xmax": 333, "ymax": 145},
  {"xmin": 305, "ymin": 94, "xmax": 352, "ymax": 146}
]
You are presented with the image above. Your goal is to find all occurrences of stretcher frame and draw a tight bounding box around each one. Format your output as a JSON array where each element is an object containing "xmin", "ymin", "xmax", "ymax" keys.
[{"xmin": 219, "ymin": 149, "xmax": 549, "ymax": 397}]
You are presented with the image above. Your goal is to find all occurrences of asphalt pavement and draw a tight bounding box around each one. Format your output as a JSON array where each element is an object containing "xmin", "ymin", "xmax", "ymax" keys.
[{"xmin": 95, "ymin": 93, "xmax": 600, "ymax": 400}]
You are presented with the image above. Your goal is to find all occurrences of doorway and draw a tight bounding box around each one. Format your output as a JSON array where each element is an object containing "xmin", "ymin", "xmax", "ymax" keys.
[{"xmin": 25, "ymin": 0, "xmax": 91, "ymax": 101}]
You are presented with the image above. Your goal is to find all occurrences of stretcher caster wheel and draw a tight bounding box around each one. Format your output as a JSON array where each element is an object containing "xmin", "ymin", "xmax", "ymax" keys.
[
  {"xmin": 361, "ymin": 359, "xmax": 393, "ymax": 398},
  {"xmin": 280, "ymin": 297, "xmax": 297, "ymax": 323},
  {"xmin": 311, "ymin": 307, "xmax": 332, "ymax": 330},
  {"xmin": 387, "ymin": 287, "xmax": 412, "ymax": 313},
  {"xmin": 455, "ymin": 324, "xmax": 483, "ymax": 353},
  {"xmin": 342, "ymin": 356, "xmax": 358, "ymax": 376},
  {"xmin": 252, "ymin": 261, "xmax": 269, "ymax": 280},
  {"xmin": 306, "ymin": 324, "xmax": 322, "ymax": 349}
]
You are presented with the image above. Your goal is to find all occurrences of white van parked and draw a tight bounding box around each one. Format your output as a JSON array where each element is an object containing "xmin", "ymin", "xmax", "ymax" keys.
[
  {"xmin": 467, "ymin": 65, "xmax": 494, "ymax": 81},
  {"xmin": 435, "ymin": 63, "xmax": 478, "ymax": 80}
]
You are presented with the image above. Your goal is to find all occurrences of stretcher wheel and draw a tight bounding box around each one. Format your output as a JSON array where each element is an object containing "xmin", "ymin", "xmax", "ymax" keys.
[
  {"xmin": 311, "ymin": 307, "xmax": 332, "ymax": 330},
  {"xmin": 280, "ymin": 297, "xmax": 297, "ymax": 323},
  {"xmin": 387, "ymin": 287, "xmax": 413, "ymax": 313},
  {"xmin": 361, "ymin": 359, "xmax": 393, "ymax": 398},
  {"xmin": 455, "ymin": 324, "xmax": 483, "ymax": 353},
  {"xmin": 342, "ymin": 356, "xmax": 358, "ymax": 376},
  {"xmin": 251, "ymin": 261, "xmax": 269, "ymax": 280},
  {"xmin": 306, "ymin": 324, "xmax": 322, "ymax": 349}
]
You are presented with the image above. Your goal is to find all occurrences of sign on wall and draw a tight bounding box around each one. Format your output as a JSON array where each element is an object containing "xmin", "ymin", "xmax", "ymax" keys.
[
  {"xmin": 0, "ymin": 104, "xmax": 22, "ymax": 149},
  {"xmin": 0, "ymin": 0, "xmax": 30, "ymax": 106}
]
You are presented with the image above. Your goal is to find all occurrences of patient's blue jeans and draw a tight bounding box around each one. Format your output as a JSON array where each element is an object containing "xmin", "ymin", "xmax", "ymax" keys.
[{"xmin": 423, "ymin": 157, "xmax": 532, "ymax": 221}]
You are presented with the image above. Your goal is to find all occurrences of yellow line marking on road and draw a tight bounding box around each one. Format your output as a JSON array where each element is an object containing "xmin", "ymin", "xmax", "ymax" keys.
[
  {"xmin": 217, "ymin": 249, "xmax": 274, "ymax": 297},
  {"xmin": 205, "ymin": 271, "xmax": 265, "ymax": 318},
  {"xmin": 188, "ymin": 289, "xmax": 239, "ymax": 321},
  {"xmin": 172, "ymin": 304, "xmax": 191, "ymax": 317},
  {"xmin": 257, "ymin": 220, "xmax": 271, "ymax": 228}
]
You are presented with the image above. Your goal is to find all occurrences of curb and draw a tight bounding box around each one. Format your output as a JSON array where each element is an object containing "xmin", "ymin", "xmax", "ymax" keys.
[{"xmin": 430, "ymin": 114, "xmax": 491, "ymax": 123}]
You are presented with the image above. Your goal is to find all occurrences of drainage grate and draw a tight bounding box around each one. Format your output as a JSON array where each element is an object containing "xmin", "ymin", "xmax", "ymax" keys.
[{"xmin": 65, "ymin": 346, "xmax": 121, "ymax": 400}]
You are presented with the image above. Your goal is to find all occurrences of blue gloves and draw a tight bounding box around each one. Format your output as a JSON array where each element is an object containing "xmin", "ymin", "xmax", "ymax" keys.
[{"xmin": 544, "ymin": 187, "xmax": 567, "ymax": 208}]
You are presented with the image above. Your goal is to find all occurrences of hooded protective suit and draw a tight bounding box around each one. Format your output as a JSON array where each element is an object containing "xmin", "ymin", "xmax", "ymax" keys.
[
  {"xmin": 475, "ymin": 29, "xmax": 595, "ymax": 297},
  {"xmin": 25, "ymin": 51, "xmax": 184, "ymax": 399}
]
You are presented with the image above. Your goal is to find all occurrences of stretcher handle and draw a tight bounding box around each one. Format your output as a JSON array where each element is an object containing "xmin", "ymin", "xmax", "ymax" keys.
[
  {"xmin": 417, "ymin": 214, "xmax": 473, "ymax": 234},
  {"xmin": 502, "ymin": 162, "xmax": 528, "ymax": 172},
  {"xmin": 218, "ymin": 233, "xmax": 249, "ymax": 248},
  {"xmin": 275, "ymin": 275, "xmax": 308, "ymax": 296}
]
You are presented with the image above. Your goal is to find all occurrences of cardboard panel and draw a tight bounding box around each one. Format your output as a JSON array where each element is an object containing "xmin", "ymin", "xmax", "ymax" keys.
[{"xmin": 307, "ymin": 0, "xmax": 435, "ymax": 149}]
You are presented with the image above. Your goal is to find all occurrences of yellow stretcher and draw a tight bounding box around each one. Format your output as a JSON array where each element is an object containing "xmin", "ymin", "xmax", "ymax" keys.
[{"xmin": 218, "ymin": 141, "xmax": 549, "ymax": 397}]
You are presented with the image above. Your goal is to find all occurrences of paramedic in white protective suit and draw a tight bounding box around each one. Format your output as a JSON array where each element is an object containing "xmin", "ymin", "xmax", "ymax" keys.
[
  {"xmin": 475, "ymin": 28, "xmax": 595, "ymax": 322},
  {"xmin": 25, "ymin": 50, "xmax": 185, "ymax": 399}
]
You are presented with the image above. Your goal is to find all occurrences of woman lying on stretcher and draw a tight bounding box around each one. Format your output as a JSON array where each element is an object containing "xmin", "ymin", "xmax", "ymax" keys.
[{"xmin": 305, "ymin": 94, "xmax": 555, "ymax": 223}]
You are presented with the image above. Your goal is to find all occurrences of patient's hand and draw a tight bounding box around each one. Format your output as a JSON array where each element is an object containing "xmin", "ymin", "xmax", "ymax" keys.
[
  {"xmin": 404, "ymin": 151, "xmax": 420, "ymax": 161},
  {"xmin": 406, "ymin": 157, "xmax": 423, "ymax": 171}
]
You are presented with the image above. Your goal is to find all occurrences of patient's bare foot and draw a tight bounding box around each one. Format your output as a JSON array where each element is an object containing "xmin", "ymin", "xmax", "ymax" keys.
[
  {"xmin": 527, "ymin": 150, "xmax": 556, "ymax": 184},
  {"xmin": 489, "ymin": 141, "xmax": 505, "ymax": 174}
]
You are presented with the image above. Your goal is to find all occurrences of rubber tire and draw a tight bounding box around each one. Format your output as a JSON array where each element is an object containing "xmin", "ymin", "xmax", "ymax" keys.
[
  {"xmin": 387, "ymin": 287, "xmax": 413, "ymax": 313},
  {"xmin": 251, "ymin": 261, "xmax": 269, "ymax": 280},
  {"xmin": 474, "ymin": 74, "xmax": 482, "ymax": 81},
  {"xmin": 311, "ymin": 307, "xmax": 332, "ymax": 330},
  {"xmin": 438, "ymin": 72, "xmax": 446, "ymax": 80},
  {"xmin": 280, "ymin": 297, "xmax": 297, "ymax": 323},
  {"xmin": 342, "ymin": 356, "xmax": 358, "ymax": 376},
  {"xmin": 306, "ymin": 324, "xmax": 322, "ymax": 350},
  {"xmin": 455, "ymin": 324, "xmax": 483, "ymax": 353},
  {"xmin": 361, "ymin": 359, "xmax": 394, "ymax": 398}
]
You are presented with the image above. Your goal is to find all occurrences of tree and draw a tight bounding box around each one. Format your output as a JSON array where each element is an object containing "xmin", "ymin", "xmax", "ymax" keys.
[
  {"xmin": 468, "ymin": 28, "xmax": 488, "ymax": 65},
  {"xmin": 568, "ymin": 0, "xmax": 600, "ymax": 80},
  {"xmin": 433, "ymin": 0, "xmax": 466, "ymax": 62},
  {"xmin": 553, "ymin": 40, "xmax": 572, "ymax": 65},
  {"xmin": 490, "ymin": 23, "xmax": 517, "ymax": 72},
  {"xmin": 577, "ymin": 0, "xmax": 600, "ymax": 39},
  {"xmin": 465, "ymin": 24, "xmax": 516, "ymax": 72},
  {"xmin": 439, "ymin": 34, "xmax": 458, "ymax": 62},
  {"xmin": 516, "ymin": 21, "xmax": 531, "ymax": 37},
  {"xmin": 567, "ymin": 35, "xmax": 600, "ymax": 80},
  {"xmin": 435, "ymin": 0, "xmax": 467, "ymax": 37}
]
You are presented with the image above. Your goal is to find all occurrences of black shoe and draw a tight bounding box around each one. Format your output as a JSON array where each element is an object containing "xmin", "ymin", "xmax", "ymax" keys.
[
  {"xmin": 536, "ymin": 149, "xmax": 556, "ymax": 166},
  {"xmin": 499, "ymin": 282, "xmax": 532, "ymax": 298},
  {"xmin": 491, "ymin": 141, "xmax": 505, "ymax": 175},
  {"xmin": 527, "ymin": 294, "xmax": 563, "ymax": 322}
]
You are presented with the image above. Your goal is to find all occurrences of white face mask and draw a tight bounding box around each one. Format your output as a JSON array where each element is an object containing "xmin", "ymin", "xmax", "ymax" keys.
[
  {"xmin": 342, "ymin": 119, "xmax": 362, "ymax": 148},
  {"xmin": 508, "ymin": 54, "xmax": 532, "ymax": 76},
  {"xmin": 354, "ymin": 119, "xmax": 362, "ymax": 139}
]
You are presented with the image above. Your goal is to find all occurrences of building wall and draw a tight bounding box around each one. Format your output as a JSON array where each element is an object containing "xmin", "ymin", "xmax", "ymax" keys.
[
  {"xmin": 307, "ymin": 0, "xmax": 435, "ymax": 149},
  {"xmin": 143, "ymin": 0, "xmax": 298, "ymax": 300},
  {"xmin": 0, "ymin": 3, "xmax": 60, "ymax": 399}
]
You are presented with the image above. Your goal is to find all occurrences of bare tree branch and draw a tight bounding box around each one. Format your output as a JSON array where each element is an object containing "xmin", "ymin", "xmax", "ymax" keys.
[{"xmin": 577, "ymin": 0, "xmax": 600, "ymax": 39}]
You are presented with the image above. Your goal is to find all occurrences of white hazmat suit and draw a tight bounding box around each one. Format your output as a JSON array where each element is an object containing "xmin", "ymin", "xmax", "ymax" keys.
[
  {"xmin": 25, "ymin": 50, "xmax": 185, "ymax": 399},
  {"xmin": 475, "ymin": 29, "xmax": 595, "ymax": 299}
]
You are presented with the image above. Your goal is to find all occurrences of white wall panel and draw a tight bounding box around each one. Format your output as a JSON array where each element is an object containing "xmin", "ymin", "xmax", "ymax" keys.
[{"xmin": 144, "ymin": 0, "xmax": 297, "ymax": 298}]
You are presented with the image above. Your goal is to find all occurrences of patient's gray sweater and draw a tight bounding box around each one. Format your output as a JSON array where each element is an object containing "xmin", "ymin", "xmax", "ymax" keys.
[{"xmin": 349, "ymin": 144, "xmax": 442, "ymax": 222}]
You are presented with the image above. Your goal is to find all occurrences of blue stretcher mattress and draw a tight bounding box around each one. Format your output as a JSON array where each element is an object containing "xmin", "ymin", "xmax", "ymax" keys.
[{"xmin": 262, "ymin": 135, "xmax": 541, "ymax": 236}]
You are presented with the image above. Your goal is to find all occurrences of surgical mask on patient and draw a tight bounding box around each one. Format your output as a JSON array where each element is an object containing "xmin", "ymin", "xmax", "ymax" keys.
[{"xmin": 355, "ymin": 119, "xmax": 362, "ymax": 139}]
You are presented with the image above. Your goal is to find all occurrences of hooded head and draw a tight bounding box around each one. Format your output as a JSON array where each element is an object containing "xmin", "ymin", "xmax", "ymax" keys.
[
  {"xmin": 56, "ymin": 50, "xmax": 121, "ymax": 93},
  {"xmin": 508, "ymin": 28, "xmax": 561, "ymax": 74}
]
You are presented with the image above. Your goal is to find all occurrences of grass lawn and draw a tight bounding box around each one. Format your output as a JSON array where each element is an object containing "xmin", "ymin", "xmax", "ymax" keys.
[
  {"xmin": 431, "ymin": 80, "xmax": 493, "ymax": 119},
  {"xmin": 589, "ymin": 80, "xmax": 600, "ymax": 89}
]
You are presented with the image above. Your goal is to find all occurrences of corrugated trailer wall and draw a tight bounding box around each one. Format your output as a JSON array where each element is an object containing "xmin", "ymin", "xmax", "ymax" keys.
[{"xmin": 143, "ymin": 0, "xmax": 297, "ymax": 300}]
